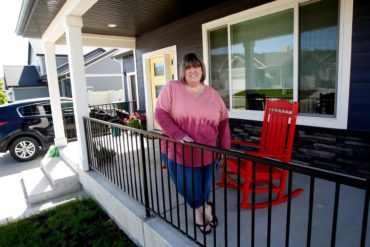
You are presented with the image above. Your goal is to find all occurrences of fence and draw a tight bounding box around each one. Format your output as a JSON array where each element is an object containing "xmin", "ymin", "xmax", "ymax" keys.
[
  {"xmin": 83, "ymin": 117, "xmax": 369, "ymax": 247},
  {"xmin": 88, "ymin": 89, "xmax": 123, "ymax": 105}
]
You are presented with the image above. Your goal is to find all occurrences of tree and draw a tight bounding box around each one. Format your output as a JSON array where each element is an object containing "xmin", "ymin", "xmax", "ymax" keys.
[{"xmin": 0, "ymin": 79, "xmax": 8, "ymax": 105}]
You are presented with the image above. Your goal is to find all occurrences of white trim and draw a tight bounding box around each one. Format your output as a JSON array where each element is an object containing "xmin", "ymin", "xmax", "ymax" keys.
[
  {"xmin": 120, "ymin": 61, "xmax": 127, "ymax": 101},
  {"xmin": 142, "ymin": 45, "xmax": 177, "ymax": 130},
  {"xmin": 227, "ymin": 25, "xmax": 233, "ymax": 110},
  {"xmin": 127, "ymin": 72, "xmax": 138, "ymax": 106},
  {"xmin": 133, "ymin": 49, "xmax": 139, "ymax": 109},
  {"xmin": 202, "ymin": 27, "xmax": 209, "ymax": 85},
  {"xmin": 81, "ymin": 34, "xmax": 135, "ymax": 48},
  {"xmin": 202, "ymin": 0, "xmax": 353, "ymax": 129},
  {"xmin": 293, "ymin": 3, "xmax": 299, "ymax": 102},
  {"xmin": 56, "ymin": 33, "xmax": 136, "ymax": 49},
  {"xmin": 127, "ymin": 72, "xmax": 133, "ymax": 101},
  {"xmin": 334, "ymin": 0, "xmax": 353, "ymax": 129}
]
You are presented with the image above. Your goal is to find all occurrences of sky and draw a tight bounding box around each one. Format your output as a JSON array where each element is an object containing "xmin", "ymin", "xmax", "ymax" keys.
[{"xmin": 0, "ymin": 0, "xmax": 28, "ymax": 77}]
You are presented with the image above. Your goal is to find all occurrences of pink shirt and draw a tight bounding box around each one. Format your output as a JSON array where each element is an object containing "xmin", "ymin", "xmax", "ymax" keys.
[{"xmin": 155, "ymin": 80, "xmax": 231, "ymax": 167}]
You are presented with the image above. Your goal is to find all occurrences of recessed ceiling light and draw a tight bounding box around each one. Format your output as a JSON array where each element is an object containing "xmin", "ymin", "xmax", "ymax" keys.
[{"xmin": 107, "ymin": 24, "xmax": 117, "ymax": 28}]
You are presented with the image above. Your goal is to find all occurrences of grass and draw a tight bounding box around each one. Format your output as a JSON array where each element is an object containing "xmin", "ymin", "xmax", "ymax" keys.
[{"xmin": 0, "ymin": 197, "xmax": 136, "ymax": 247}]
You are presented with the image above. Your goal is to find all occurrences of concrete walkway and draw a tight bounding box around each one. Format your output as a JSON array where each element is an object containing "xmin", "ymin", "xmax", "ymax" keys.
[{"xmin": 0, "ymin": 151, "xmax": 85, "ymax": 225}]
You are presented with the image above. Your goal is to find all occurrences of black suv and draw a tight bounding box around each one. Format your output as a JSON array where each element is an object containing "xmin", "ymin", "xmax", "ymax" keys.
[{"xmin": 0, "ymin": 98, "xmax": 75, "ymax": 162}]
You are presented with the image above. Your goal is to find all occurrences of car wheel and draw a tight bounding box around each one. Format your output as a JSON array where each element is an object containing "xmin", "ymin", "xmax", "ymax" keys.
[{"xmin": 9, "ymin": 137, "xmax": 40, "ymax": 162}]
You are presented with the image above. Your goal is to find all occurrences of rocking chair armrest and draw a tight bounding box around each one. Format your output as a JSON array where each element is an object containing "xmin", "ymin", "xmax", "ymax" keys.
[
  {"xmin": 231, "ymin": 140, "xmax": 260, "ymax": 153},
  {"xmin": 244, "ymin": 152, "xmax": 288, "ymax": 162},
  {"xmin": 231, "ymin": 140, "xmax": 260, "ymax": 147}
]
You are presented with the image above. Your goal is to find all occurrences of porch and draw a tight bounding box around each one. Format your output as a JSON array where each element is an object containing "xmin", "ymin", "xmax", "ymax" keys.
[{"xmin": 59, "ymin": 118, "xmax": 369, "ymax": 247}]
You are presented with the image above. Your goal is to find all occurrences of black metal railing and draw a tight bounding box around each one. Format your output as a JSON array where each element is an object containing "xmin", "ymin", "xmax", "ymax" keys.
[
  {"xmin": 89, "ymin": 100, "xmax": 136, "ymax": 120},
  {"xmin": 60, "ymin": 100, "xmax": 136, "ymax": 142},
  {"xmin": 83, "ymin": 117, "xmax": 369, "ymax": 247}
]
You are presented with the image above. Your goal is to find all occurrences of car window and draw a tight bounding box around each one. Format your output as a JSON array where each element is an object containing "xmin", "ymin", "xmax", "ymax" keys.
[
  {"xmin": 41, "ymin": 103, "xmax": 52, "ymax": 115},
  {"xmin": 18, "ymin": 105, "xmax": 40, "ymax": 116},
  {"xmin": 18, "ymin": 102, "xmax": 52, "ymax": 117},
  {"xmin": 17, "ymin": 101, "xmax": 73, "ymax": 117}
]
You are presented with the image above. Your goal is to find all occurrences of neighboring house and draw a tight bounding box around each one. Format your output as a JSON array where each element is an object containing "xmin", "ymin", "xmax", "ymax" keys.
[
  {"xmin": 113, "ymin": 50, "xmax": 138, "ymax": 109},
  {"xmin": 3, "ymin": 65, "xmax": 49, "ymax": 102},
  {"xmin": 3, "ymin": 41, "xmax": 129, "ymax": 104}
]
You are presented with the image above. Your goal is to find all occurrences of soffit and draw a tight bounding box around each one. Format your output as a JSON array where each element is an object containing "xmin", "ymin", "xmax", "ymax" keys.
[{"xmin": 19, "ymin": 0, "xmax": 231, "ymax": 38}]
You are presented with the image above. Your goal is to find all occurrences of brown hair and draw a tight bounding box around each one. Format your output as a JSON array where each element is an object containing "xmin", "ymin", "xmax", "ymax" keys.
[{"xmin": 179, "ymin": 53, "xmax": 206, "ymax": 83}]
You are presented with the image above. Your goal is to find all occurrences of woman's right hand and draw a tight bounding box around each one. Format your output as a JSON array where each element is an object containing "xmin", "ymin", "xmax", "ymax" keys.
[{"xmin": 181, "ymin": 135, "xmax": 194, "ymax": 143}]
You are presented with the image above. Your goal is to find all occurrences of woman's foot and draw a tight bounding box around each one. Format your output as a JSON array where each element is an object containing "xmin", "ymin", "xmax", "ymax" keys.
[
  {"xmin": 206, "ymin": 202, "xmax": 218, "ymax": 227},
  {"xmin": 195, "ymin": 221, "xmax": 212, "ymax": 234},
  {"xmin": 195, "ymin": 207, "xmax": 212, "ymax": 234}
]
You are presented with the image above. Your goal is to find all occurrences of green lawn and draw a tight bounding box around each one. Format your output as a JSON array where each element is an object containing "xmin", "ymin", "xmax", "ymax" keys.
[{"xmin": 0, "ymin": 197, "xmax": 136, "ymax": 247}]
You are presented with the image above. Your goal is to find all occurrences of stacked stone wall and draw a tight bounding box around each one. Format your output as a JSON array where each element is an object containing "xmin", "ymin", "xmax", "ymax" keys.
[{"xmin": 229, "ymin": 119, "xmax": 370, "ymax": 177}]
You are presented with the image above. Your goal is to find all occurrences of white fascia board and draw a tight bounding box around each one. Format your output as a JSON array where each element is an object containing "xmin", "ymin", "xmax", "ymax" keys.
[
  {"xmin": 42, "ymin": 0, "xmax": 98, "ymax": 43},
  {"xmin": 55, "ymin": 33, "xmax": 136, "ymax": 49},
  {"xmin": 81, "ymin": 34, "xmax": 136, "ymax": 49}
]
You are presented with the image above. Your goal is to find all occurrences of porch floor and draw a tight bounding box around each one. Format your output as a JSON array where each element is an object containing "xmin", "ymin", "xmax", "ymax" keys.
[{"xmin": 66, "ymin": 138, "xmax": 370, "ymax": 247}]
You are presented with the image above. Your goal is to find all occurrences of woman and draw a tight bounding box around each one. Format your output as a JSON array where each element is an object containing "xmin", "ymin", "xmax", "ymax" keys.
[{"xmin": 155, "ymin": 53, "xmax": 231, "ymax": 234}]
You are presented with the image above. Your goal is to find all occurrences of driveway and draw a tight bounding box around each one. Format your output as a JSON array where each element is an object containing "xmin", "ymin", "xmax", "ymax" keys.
[{"xmin": 0, "ymin": 151, "xmax": 84, "ymax": 224}]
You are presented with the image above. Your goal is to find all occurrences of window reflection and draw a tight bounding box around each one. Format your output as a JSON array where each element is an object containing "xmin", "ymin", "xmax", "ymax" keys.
[
  {"xmin": 154, "ymin": 61, "xmax": 164, "ymax": 76},
  {"xmin": 231, "ymin": 9, "xmax": 294, "ymax": 110},
  {"xmin": 299, "ymin": 0, "xmax": 338, "ymax": 116},
  {"xmin": 209, "ymin": 27, "xmax": 229, "ymax": 108}
]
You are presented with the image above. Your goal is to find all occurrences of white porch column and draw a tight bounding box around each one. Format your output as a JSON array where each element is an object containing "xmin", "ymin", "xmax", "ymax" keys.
[
  {"xmin": 43, "ymin": 42, "xmax": 68, "ymax": 147},
  {"xmin": 64, "ymin": 15, "xmax": 89, "ymax": 171}
]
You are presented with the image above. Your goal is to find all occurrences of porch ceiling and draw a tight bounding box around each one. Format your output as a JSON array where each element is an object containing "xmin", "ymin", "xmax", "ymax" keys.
[{"xmin": 17, "ymin": 0, "xmax": 230, "ymax": 39}]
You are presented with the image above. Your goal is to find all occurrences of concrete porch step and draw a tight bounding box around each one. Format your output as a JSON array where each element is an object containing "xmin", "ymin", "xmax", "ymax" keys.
[
  {"xmin": 41, "ymin": 156, "xmax": 78, "ymax": 188},
  {"xmin": 58, "ymin": 143, "xmax": 80, "ymax": 172},
  {"xmin": 22, "ymin": 156, "xmax": 81, "ymax": 204}
]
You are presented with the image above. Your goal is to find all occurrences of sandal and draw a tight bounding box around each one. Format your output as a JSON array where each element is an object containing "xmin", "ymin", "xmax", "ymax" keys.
[
  {"xmin": 195, "ymin": 222, "xmax": 212, "ymax": 234},
  {"xmin": 207, "ymin": 202, "xmax": 218, "ymax": 227}
]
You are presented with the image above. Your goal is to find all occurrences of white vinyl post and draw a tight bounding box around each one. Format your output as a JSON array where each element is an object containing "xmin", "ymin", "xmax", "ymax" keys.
[
  {"xmin": 43, "ymin": 42, "xmax": 68, "ymax": 147},
  {"xmin": 64, "ymin": 15, "xmax": 90, "ymax": 171}
]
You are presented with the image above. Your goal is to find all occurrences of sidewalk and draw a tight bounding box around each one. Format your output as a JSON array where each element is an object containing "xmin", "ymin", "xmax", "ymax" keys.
[{"xmin": 0, "ymin": 151, "xmax": 85, "ymax": 224}]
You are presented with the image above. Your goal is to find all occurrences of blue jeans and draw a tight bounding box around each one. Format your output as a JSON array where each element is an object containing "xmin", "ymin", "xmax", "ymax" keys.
[{"xmin": 161, "ymin": 153, "xmax": 214, "ymax": 208}]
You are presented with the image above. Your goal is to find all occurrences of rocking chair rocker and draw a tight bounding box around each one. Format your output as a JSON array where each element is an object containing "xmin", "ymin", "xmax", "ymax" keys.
[{"xmin": 218, "ymin": 100, "xmax": 303, "ymax": 209}]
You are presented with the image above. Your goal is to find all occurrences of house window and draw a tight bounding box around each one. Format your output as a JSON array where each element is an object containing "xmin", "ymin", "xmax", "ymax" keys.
[
  {"xmin": 154, "ymin": 61, "xmax": 164, "ymax": 76},
  {"xmin": 204, "ymin": 0, "xmax": 351, "ymax": 128}
]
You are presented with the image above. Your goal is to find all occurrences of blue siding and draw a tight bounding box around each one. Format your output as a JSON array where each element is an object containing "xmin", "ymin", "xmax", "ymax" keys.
[
  {"xmin": 14, "ymin": 87, "xmax": 49, "ymax": 101},
  {"xmin": 135, "ymin": 0, "xmax": 272, "ymax": 109},
  {"xmin": 348, "ymin": 0, "xmax": 370, "ymax": 131}
]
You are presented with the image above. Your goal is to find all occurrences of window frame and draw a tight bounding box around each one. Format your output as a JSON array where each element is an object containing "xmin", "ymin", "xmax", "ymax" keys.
[{"xmin": 202, "ymin": 0, "xmax": 353, "ymax": 129}]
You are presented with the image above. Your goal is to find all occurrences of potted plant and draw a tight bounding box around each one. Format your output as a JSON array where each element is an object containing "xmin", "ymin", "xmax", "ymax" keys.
[{"xmin": 123, "ymin": 112, "xmax": 146, "ymax": 130}]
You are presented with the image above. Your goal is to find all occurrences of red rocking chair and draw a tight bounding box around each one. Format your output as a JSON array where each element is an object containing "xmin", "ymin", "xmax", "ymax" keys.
[{"xmin": 218, "ymin": 100, "xmax": 303, "ymax": 208}]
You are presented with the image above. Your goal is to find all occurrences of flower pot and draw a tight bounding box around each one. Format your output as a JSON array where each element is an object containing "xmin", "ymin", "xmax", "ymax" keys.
[{"xmin": 112, "ymin": 126, "xmax": 121, "ymax": 136}]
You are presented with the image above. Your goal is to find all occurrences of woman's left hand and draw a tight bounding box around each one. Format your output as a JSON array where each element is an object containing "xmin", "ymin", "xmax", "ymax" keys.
[{"xmin": 181, "ymin": 135, "xmax": 194, "ymax": 143}]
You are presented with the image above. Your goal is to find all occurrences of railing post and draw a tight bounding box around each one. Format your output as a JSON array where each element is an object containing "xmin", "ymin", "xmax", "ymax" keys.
[
  {"xmin": 83, "ymin": 117, "xmax": 91, "ymax": 171},
  {"xmin": 140, "ymin": 132, "xmax": 151, "ymax": 217}
]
